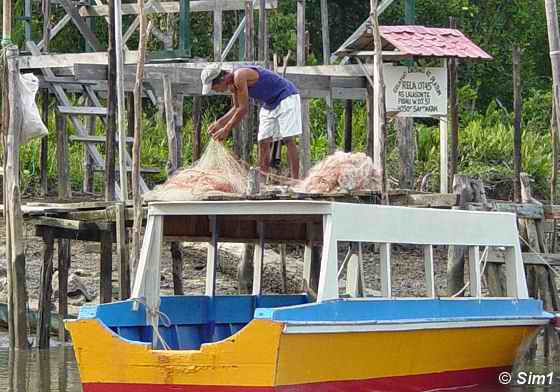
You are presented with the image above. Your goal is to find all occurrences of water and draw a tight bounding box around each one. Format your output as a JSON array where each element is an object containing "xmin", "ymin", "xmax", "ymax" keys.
[
  {"xmin": 0, "ymin": 345, "xmax": 82, "ymax": 392},
  {"xmin": 0, "ymin": 332, "xmax": 557, "ymax": 392}
]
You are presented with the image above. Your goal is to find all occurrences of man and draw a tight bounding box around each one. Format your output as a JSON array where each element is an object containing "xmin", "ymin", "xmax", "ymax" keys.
[{"xmin": 201, "ymin": 63, "xmax": 302, "ymax": 179}]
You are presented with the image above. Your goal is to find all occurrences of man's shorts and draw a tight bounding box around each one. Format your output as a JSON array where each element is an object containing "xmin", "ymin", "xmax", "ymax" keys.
[{"xmin": 257, "ymin": 94, "xmax": 303, "ymax": 142}]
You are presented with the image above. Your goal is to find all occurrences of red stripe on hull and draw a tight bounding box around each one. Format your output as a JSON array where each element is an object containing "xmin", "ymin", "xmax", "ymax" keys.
[{"xmin": 83, "ymin": 367, "xmax": 510, "ymax": 392}]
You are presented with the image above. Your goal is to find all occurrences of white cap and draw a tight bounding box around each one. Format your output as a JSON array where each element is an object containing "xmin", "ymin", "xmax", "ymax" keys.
[{"xmin": 201, "ymin": 63, "xmax": 223, "ymax": 95}]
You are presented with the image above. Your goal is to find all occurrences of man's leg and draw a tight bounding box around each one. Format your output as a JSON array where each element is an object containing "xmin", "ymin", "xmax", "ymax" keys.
[
  {"xmin": 285, "ymin": 137, "xmax": 300, "ymax": 179},
  {"xmin": 259, "ymin": 137, "xmax": 273, "ymax": 177}
]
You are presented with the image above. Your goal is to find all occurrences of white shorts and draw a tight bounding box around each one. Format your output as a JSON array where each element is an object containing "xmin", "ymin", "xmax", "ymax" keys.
[{"xmin": 258, "ymin": 94, "xmax": 303, "ymax": 142}]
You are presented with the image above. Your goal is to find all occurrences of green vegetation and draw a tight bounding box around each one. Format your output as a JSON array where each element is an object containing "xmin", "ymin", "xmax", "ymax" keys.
[{"xmin": 7, "ymin": 1, "xmax": 559, "ymax": 200}]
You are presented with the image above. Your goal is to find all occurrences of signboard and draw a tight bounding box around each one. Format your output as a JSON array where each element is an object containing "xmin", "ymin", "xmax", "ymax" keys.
[{"xmin": 384, "ymin": 64, "xmax": 448, "ymax": 117}]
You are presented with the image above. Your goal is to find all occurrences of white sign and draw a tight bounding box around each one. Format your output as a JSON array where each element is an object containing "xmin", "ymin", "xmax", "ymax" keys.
[{"xmin": 384, "ymin": 65, "xmax": 448, "ymax": 117}]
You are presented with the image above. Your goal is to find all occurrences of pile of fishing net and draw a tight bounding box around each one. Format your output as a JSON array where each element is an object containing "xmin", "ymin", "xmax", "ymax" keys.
[
  {"xmin": 294, "ymin": 151, "xmax": 380, "ymax": 193},
  {"xmin": 143, "ymin": 140, "xmax": 248, "ymax": 201}
]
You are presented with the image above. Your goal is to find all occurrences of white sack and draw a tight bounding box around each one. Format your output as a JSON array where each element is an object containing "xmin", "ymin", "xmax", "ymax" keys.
[{"xmin": 19, "ymin": 73, "xmax": 48, "ymax": 144}]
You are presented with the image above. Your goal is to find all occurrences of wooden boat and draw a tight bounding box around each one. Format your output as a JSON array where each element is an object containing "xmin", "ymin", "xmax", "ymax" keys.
[{"xmin": 66, "ymin": 201, "xmax": 555, "ymax": 392}]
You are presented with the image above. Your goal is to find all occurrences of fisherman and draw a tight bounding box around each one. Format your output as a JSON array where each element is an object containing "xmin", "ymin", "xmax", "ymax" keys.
[{"xmin": 201, "ymin": 63, "xmax": 302, "ymax": 179}]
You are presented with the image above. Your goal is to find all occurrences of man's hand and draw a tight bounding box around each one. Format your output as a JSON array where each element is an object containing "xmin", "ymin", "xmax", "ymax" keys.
[
  {"xmin": 208, "ymin": 120, "xmax": 221, "ymax": 134},
  {"xmin": 212, "ymin": 125, "xmax": 231, "ymax": 141}
]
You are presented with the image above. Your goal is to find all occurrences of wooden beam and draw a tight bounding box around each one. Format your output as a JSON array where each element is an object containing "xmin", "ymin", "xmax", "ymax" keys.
[
  {"xmin": 58, "ymin": 0, "xmax": 105, "ymax": 50},
  {"xmin": 57, "ymin": 238, "xmax": 71, "ymax": 341},
  {"xmin": 79, "ymin": 0, "xmax": 278, "ymax": 17},
  {"xmin": 36, "ymin": 228, "xmax": 54, "ymax": 348}
]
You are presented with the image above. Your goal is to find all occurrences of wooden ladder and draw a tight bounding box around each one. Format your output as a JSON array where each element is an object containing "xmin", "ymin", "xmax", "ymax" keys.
[{"xmin": 27, "ymin": 41, "xmax": 155, "ymax": 198}]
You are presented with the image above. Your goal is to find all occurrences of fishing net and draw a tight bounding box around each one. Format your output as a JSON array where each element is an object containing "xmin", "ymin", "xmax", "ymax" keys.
[
  {"xmin": 294, "ymin": 151, "xmax": 381, "ymax": 193},
  {"xmin": 143, "ymin": 140, "xmax": 249, "ymax": 202}
]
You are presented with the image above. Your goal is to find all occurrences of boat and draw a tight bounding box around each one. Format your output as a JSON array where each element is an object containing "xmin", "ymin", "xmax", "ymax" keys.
[{"xmin": 65, "ymin": 200, "xmax": 555, "ymax": 392}]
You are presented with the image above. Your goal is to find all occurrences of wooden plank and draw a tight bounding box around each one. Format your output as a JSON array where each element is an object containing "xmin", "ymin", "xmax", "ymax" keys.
[
  {"xmin": 57, "ymin": 106, "xmax": 108, "ymax": 116},
  {"xmin": 31, "ymin": 217, "xmax": 85, "ymax": 231},
  {"xmin": 70, "ymin": 135, "xmax": 134, "ymax": 143},
  {"xmin": 93, "ymin": 165, "xmax": 161, "ymax": 174},
  {"xmin": 58, "ymin": 0, "xmax": 104, "ymax": 51},
  {"xmin": 36, "ymin": 228, "xmax": 54, "ymax": 348},
  {"xmin": 407, "ymin": 193, "xmax": 458, "ymax": 207},
  {"xmin": 79, "ymin": 0, "xmax": 277, "ymax": 17},
  {"xmin": 487, "ymin": 249, "xmax": 560, "ymax": 267},
  {"xmin": 37, "ymin": 14, "xmax": 72, "ymax": 51},
  {"xmin": 99, "ymin": 230, "xmax": 113, "ymax": 303},
  {"xmin": 468, "ymin": 201, "xmax": 544, "ymax": 220}
]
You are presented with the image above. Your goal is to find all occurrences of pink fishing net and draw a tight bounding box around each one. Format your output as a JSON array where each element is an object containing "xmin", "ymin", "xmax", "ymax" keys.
[
  {"xmin": 293, "ymin": 151, "xmax": 380, "ymax": 193},
  {"xmin": 144, "ymin": 141, "xmax": 380, "ymax": 202}
]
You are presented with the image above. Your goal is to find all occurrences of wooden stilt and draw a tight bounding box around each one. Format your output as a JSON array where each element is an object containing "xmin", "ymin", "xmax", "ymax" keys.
[
  {"xmin": 83, "ymin": 97, "xmax": 95, "ymax": 193},
  {"xmin": 297, "ymin": 0, "xmax": 310, "ymax": 175},
  {"xmin": 252, "ymin": 222, "xmax": 265, "ymax": 295},
  {"xmin": 4, "ymin": 46, "xmax": 29, "ymax": 349},
  {"xmin": 513, "ymin": 46, "xmax": 522, "ymax": 203},
  {"xmin": 106, "ymin": 0, "xmax": 117, "ymax": 201},
  {"xmin": 36, "ymin": 228, "xmax": 54, "ymax": 348},
  {"xmin": 58, "ymin": 238, "xmax": 71, "ymax": 341},
  {"xmin": 237, "ymin": 244, "xmax": 254, "ymax": 294},
  {"xmin": 396, "ymin": 117, "xmax": 415, "ymax": 190},
  {"xmin": 206, "ymin": 216, "xmax": 219, "ymax": 296},
  {"xmin": 56, "ymin": 112, "xmax": 71, "ymax": 200},
  {"xmin": 100, "ymin": 230, "xmax": 113, "ymax": 303},
  {"xmin": 115, "ymin": 203, "xmax": 130, "ymax": 299},
  {"xmin": 192, "ymin": 97, "xmax": 202, "ymax": 162},
  {"xmin": 40, "ymin": 89, "xmax": 49, "ymax": 196},
  {"xmin": 279, "ymin": 244, "xmax": 287, "ymax": 293}
]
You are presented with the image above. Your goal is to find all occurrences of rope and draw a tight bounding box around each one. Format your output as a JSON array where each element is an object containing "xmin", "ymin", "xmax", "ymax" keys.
[
  {"xmin": 451, "ymin": 246, "xmax": 489, "ymax": 298},
  {"xmin": 518, "ymin": 236, "xmax": 560, "ymax": 278},
  {"xmin": 132, "ymin": 297, "xmax": 172, "ymax": 350}
]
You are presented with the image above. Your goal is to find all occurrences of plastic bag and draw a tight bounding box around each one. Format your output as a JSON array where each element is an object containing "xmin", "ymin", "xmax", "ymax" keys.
[{"xmin": 19, "ymin": 73, "xmax": 48, "ymax": 144}]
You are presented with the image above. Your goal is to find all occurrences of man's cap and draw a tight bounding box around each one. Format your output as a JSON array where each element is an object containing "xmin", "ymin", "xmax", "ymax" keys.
[{"xmin": 201, "ymin": 63, "xmax": 223, "ymax": 95}]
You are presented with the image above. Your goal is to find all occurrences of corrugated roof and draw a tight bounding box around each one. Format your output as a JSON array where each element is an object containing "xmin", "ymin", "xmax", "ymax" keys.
[{"xmin": 335, "ymin": 23, "xmax": 492, "ymax": 60}]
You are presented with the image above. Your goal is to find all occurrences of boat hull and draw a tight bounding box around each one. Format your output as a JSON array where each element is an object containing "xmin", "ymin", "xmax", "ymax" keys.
[{"xmin": 67, "ymin": 317, "xmax": 539, "ymax": 392}]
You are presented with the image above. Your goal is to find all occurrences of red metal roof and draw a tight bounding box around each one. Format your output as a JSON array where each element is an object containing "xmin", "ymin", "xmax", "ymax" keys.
[
  {"xmin": 380, "ymin": 26, "xmax": 492, "ymax": 60},
  {"xmin": 335, "ymin": 23, "xmax": 492, "ymax": 60}
]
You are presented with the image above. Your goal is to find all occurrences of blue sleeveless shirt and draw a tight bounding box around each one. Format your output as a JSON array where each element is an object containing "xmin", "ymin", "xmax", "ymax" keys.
[{"xmin": 234, "ymin": 65, "xmax": 298, "ymax": 110}]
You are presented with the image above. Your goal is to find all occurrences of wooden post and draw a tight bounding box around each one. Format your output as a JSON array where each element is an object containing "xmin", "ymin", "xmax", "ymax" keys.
[
  {"xmin": 100, "ymin": 230, "xmax": 113, "ymax": 303},
  {"xmin": 56, "ymin": 112, "xmax": 71, "ymax": 199},
  {"xmin": 370, "ymin": 0, "xmax": 387, "ymax": 192},
  {"xmin": 40, "ymin": 90, "xmax": 49, "ymax": 195},
  {"xmin": 440, "ymin": 115, "xmax": 448, "ymax": 193},
  {"xmin": 320, "ymin": 0, "xmax": 336, "ymax": 153},
  {"xmin": 36, "ymin": 229, "xmax": 54, "ymax": 348},
  {"xmin": 57, "ymin": 237, "xmax": 71, "ymax": 341},
  {"xmin": 115, "ymin": 0, "xmax": 129, "ymax": 201},
  {"xmin": 513, "ymin": 46, "xmax": 522, "ymax": 203},
  {"xmin": 131, "ymin": 5, "xmax": 150, "ymax": 280},
  {"xmin": 551, "ymin": 98, "xmax": 558, "ymax": 204},
  {"xmin": 192, "ymin": 97, "xmax": 203, "ymax": 162},
  {"xmin": 344, "ymin": 100, "xmax": 353, "ymax": 152},
  {"xmin": 83, "ymin": 97, "xmax": 95, "ymax": 193},
  {"xmin": 258, "ymin": 0, "xmax": 268, "ymax": 66},
  {"xmin": 297, "ymin": 0, "xmax": 311, "ymax": 175},
  {"xmin": 213, "ymin": 0, "xmax": 223, "ymax": 61},
  {"xmin": 366, "ymin": 83, "xmax": 374, "ymax": 158},
  {"xmin": 2, "ymin": 0, "xmax": 12, "ymax": 44},
  {"xmin": 241, "ymin": 0, "xmax": 254, "ymax": 163},
  {"xmin": 447, "ymin": 175, "xmax": 473, "ymax": 295},
  {"xmin": 545, "ymin": 0, "xmax": 560, "ymax": 179},
  {"xmin": 396, "ymin": 117, "xmax": 415, "ymax": 189},
  {"xmin": 106, "ymin": 0, "xmax": 117, "ymax": 201},
  {"xmin": 448, "ymin": 17, "xmax": 459, "ymax": 190},
  {"xmin": 4, "ymin": 46, "xmax": 29, "ymax": 349},
  {"xmin": 115, "ymin": 203, "xmax": 130, "ymax": 299}
]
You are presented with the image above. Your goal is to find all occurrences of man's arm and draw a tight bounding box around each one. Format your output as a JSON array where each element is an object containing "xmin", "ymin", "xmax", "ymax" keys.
[{"xmin": 211, "ymin": 71, "xmax": 251, "ymax": 141}]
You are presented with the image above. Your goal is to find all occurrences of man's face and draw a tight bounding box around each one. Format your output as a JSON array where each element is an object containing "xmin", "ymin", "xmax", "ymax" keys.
[{"xmin": 212, "ymin": 78, "xmax": 229, "ymax": 93}]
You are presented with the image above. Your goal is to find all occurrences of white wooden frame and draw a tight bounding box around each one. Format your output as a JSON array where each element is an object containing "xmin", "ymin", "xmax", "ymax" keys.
[{"xmin": 131, "ymin": 201, "xmax": 529, "ymax": 322}]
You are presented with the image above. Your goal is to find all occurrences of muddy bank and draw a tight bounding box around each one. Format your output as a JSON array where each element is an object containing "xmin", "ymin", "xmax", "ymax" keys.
[{"xmin": 0, "ymin": 216, "xmax": 455, "ymax": 317}]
